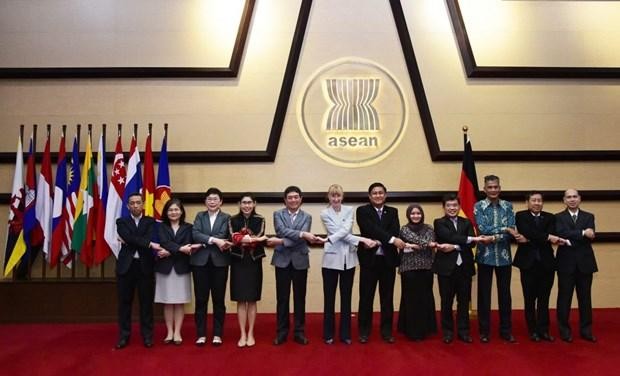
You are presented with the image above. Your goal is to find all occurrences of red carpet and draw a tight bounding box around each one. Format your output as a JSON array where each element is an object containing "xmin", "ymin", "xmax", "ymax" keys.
[{"xmin": 1, "ymin": 309, "xmax": 618, "ymax": 376}]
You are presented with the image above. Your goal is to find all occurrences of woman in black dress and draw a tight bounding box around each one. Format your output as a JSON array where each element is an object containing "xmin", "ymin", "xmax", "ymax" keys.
[
  {"xmin": 397, "ymin": 203, "xmax": 438, "ymax": 341},
  {"xmin": 228, "ymin": 193, "xmax": 271, "ymax": 347}
]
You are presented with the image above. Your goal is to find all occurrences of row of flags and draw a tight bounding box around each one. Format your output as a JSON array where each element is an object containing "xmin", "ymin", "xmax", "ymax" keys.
[{"xmin": 3, "ymin": 126, "xmax": 172, "ymax": 277}]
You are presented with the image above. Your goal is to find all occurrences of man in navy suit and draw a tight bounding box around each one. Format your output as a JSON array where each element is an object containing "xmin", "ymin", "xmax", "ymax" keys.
[
  {"xmin": 356, "ymin": 182, "xmax": 405, "ymax": 344},
  {"xmin": 433, "ymin": 194, "xmax": 486, "ymax": 344},
  {"xmin": 115, "ymin": 192, "xmax": 162, "ymax": 349},
  {"xmin": 514, "ymin": 191, "xmax": 564, "ymax": 342},
  {"xmin": 272, "ymin": 186, "xmax": 323, "ymax": 345},
  {"xmin": 555, "ymin": 189, "xmax": 598, "ymax": 343}
]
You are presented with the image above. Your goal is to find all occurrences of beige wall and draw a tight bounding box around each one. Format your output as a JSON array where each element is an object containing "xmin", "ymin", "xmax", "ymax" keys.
[{"xmin": 0, "ymin": 0, "xmax": 619, "ymax": 311}]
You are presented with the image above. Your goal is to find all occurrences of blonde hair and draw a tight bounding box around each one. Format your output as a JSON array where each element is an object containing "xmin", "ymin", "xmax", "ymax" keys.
[{"xmin": 327, "ymin": 184, "xmax": 344, "ymax": 198}]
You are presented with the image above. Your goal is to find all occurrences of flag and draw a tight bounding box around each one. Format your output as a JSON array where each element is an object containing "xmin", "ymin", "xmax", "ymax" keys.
[
  {"xmin": 64, "ymin": 136, "xmax": 81, "ymax": 268},
  {"xmin": 4, "ymin": 134, "xmax": 25, "ymax": 277},
  {"xmin": 154, "ymin": 133, "xmax": 171, "ymax": 221},
  {"xmin": 22, "ymin": 136, "xmax": 44, "ymax": 270},
  {"xmin": 121, "ymin": 135, "xmax": 142, "ymax": 217},
  {"xmin": 143, "ymin": 132, "xmax": 155, "ymax": 217},
  {"xmin": 35, "ymin": 132, "xmax": 54, "ymax": 261},
  {"xmin": 50, "ymin": 132, "xmax": 69, "ymax": 268},
  {"xmin": 457, "ymin": 131, "xmax": 479, "ymax": 229},
  {"xmin": 104, "ymin": 135, "xmax": 126, "ymax": 258},
  {"xmin": 71, "ymin": 134, "xmax": 98, "ymax": 267},
  {"xmin": 93, "ymin": 133, "xmax": 110, "ymax": 265}
]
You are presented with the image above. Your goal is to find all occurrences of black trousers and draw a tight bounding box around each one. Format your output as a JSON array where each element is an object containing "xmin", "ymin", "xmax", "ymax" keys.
[
  {"xmin": 358, "ymin": 255, "xmax": 396, "ymax": 339},
  {"xmin": 192, "ymin": 259, "xmax": 229, "ymax": 338},
  {"xmin": 477, "ymin": 264, "xmax": 512, "ymax": 337},
  {"xmin": 322, "ymin": 267, "xmax": 355, "ymax": 341},
  {"xmin": 557, "ymin": 269, "xmax": 594, "ymax": 339},
  {"xmin": 275, "ymin": 263, "xmax": 308, "ymax": 338},
  {"xmin": 519, "ymin": 262, "xmax": 554, "ymax": 335},
  {"xmin": 437, "ymin": 265, "xmax": 472, "ymax": 337},
  {"xmin": 117, "ymin": 259, "xmax": 154, "ymax": 341}
]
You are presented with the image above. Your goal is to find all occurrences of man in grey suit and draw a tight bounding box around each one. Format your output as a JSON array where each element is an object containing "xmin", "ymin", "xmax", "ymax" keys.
[
  {"xmin": 191, "ymin": 187, "xmax": 232, "ymax": 346},
  {"xmin": 555, "ymin": 189, "xmax": 598, "ymax": 343},
  {"xmin": 272, "ymin": 186, "xmax": 323, "ymax": 345}
]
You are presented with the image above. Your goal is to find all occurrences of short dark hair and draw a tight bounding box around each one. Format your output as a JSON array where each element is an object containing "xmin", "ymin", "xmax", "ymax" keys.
[
  {"xmin": 284, "ymin": 185, "xmax": 302, "ymax": 198},
  {"xmin": 162, "ymin": 198, "xmax": 186, "ymax": 225},
  {"xmin": 205, "ymin": 187, "xmax": 223, "ymax": 200},
  {"xmin": 525, "ymin": 191, "xmax": 544, "ymax": 200},
  {"xmin": 484, "ymin": 175, "xmax": 500, "ymax": 185},
  {"xmin": 368, "ymin": 182, "xmax": 387, "ymax": 194},
  {"xmin": 442, "ymin": 193, "xmax": 460, "ymax": 206},
  {"xmin": 127, "ymin": 192, "xmax": 142, "ymax": 202}
]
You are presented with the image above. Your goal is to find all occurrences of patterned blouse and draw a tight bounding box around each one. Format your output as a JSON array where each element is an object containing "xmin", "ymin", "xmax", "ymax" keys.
[{"xmin": 399, "ymin": 224, "xmax": 435, "ymax": 272}]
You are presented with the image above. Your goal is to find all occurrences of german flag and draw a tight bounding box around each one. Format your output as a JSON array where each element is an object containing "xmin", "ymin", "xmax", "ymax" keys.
[{"xmin": 457, "ymin": 129, "xmax": 479, "ymax": 230}]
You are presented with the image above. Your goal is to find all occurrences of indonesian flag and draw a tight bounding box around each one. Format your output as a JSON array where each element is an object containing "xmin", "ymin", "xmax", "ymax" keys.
[
  {"xmin": 35, "ymin": 132, "xmax": 54, "ymax": 261},
  {"xmin": 104, "ymin": 135, "xmax": 125, "ymax": 258},
  {"xmin": 50, "ymin": 132, "xmax": 69, "ymax": 268}
]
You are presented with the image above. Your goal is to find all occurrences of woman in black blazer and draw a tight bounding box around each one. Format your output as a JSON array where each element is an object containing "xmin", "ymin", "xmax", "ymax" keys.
[{"xmin": 155, "ymin": 198, "xmax": 201, "ymax": 345}]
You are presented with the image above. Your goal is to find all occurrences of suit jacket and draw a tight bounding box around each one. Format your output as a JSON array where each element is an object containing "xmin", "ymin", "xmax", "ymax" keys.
[
  {"xmin": 355, "ymin": 204, "xmax": 400, "ymax": 268},
  {"xmin": 432, "ymin": 215, "xmax": 475, "ymax": 277},
  {"xmin": 513, "ymin": 210, "xmax": 556, "ymax": 271},
  {"xmin": 191, "ymin": 211, "xmax": 231, "ymax": 267},
  {"xmin": 555, "ymin": 209, "xmax": 598, "ymax": 274},
  {"xmin": 320, "ymin": 205, "xmax": 360, "ymax": 270},
  {"xmin": 115, "ymin": 216, "xmax": 156, "ymax": 276},
  {"xmin": 271, "ymin": 208, "xmax": 312, "ymax": 270},
  {"xmin": 155, "ymin": 222, "xmax": 193, "ymax": 274}
]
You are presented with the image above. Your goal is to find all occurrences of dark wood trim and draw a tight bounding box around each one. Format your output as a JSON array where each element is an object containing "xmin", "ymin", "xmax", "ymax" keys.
[
  {"xmin": 0, "ymin": 0, "xmax": 255, "ymax": 79},
  {"xmin": 445, "ymin": 0, "xmax": 620, "ymax": 79}
]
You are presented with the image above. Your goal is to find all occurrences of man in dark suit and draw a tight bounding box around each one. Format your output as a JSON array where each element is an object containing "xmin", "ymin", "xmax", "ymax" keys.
[
  {"xmin": 272, "ymin": 186, "xmax": 323, "ymax": 345},
  {"xmin": 433, "ymin": 194, "xmax": 485, "ymax": 344},
  {"xmin": 356, "ymin": 182, "xmax": 405, "ymax": 344},
  {"xmin": 115, "ymin": 192, "xmax": 161, "ymax": 349},
  {"xmin": 514, "ymin": 191, "xmax": 563, "ymax": 342},
  {"xmin": 191, "ymin": 187, "xmax": 232, "ymax": 346},
  {"xmin": 555, "ymin": 189, "xmax": 598, "ymax": 343}
]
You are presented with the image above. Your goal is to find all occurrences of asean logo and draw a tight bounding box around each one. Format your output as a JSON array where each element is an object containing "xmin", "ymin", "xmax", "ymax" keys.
[{"xmin": 298, "ymin": 58, "xmax": 408, "ymax": 168}]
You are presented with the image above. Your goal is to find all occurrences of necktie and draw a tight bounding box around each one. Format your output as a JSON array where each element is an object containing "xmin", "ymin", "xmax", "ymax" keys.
[
  {"xmin": 534, "ymin": 215, "xmax": 541, "ymax": 227},
  {"xmin": 290, "ymin": 212, "xmax": 297, "ymax": 224},
  {"xmin": 572, "ymin": 214, "xmax": 578, "ymax": 224},
  {"xmin": 377, "ymin": 208, "xmax": 382, "ymax": 220},
  {"xmin": 451, "ymin": 218, "xmax": 462, "ymax": 266}
]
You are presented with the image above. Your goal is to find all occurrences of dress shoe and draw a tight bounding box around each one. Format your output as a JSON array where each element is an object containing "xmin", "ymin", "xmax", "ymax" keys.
[
  {"xmin": 143, "ymin": 339, "xmax": 153, "ymax": 348},
  {"xmin": 539, "ymin": 333, "xmax": 555, "ymax": 342},
  {"xmin": 195, "ymin": 337, "xmax": 207, "ymax": 347},
  {"xmin": 442, "ymin": 335, "xmax": 453, "ymax": 344},
  {"xmin": 530, "ymin": 333, "xmax": 541, "ymax": 342},
  {"xmin": 212, "ymin": 336, "xmax": 223, "ymax": 347},
  {"xmin": 501, "ymin": 334, "xmax": 516, "ymax": 343},
  {"xmin": 341, "ymin": 338, "xmax": 352, "ymax": 345},
  {"xmin": 163, "ymin": 337, "xmax": 173, "ymax": 345},
  {"xmin": 115, "ymin": 338, "xmax": 129, "ymax": 350},
  {"xmin": 480, "ymin": 335, "xmax": 490, "ymax": 343},
  {"xmin": 359, "ymin": 336, "xmax": 369, "ymax": 344},
  {"xmin": 173, "ymin": 339, "xmax": 183, "ymax": 346},
  {"xmin": 294, "ymin": 335, "xmax": 309, "ymax": 345},
  {"xmin": 382, "ymin": 335, "xmax": 395, "ymax": 344},
  {"xmin": 324, "ymin": 338, "xmax": 334, "ymax": 345},
  {"xmin": 581, "ymin": 334, "xmax": 597, "ymax": 343},
  {"xmin": 273, "ymin": 336, "xmax": 287, "ymax": 345},
  {"xmin": 560, "ymin": 335, "xmax": 573, "ymax": 343},
  {"xmin": 458, "ymin": 335, "xmax": 473, "ymax": 343}
]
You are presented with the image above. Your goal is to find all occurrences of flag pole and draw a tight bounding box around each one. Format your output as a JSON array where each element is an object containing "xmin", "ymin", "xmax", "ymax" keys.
[
  {"xmin": 100, "ymin": 123, "xmax": 107, "ymax": 278},
  {"xmin": 462, "ymin": 125, "xmax": 478, "ymax": 319},
  {"xmin": 40, "ymin": 124, "xmax": 51, "ymax": 279},
  {"xmin": 12, "ymin": 125, "xmax": 25, "ymax": 281}
]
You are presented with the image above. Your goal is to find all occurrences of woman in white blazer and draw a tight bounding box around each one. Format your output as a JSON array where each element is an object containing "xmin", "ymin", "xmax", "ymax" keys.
[{"xmin": 320, "ymin": 184, "xmax": 376, "ymax": 344}]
